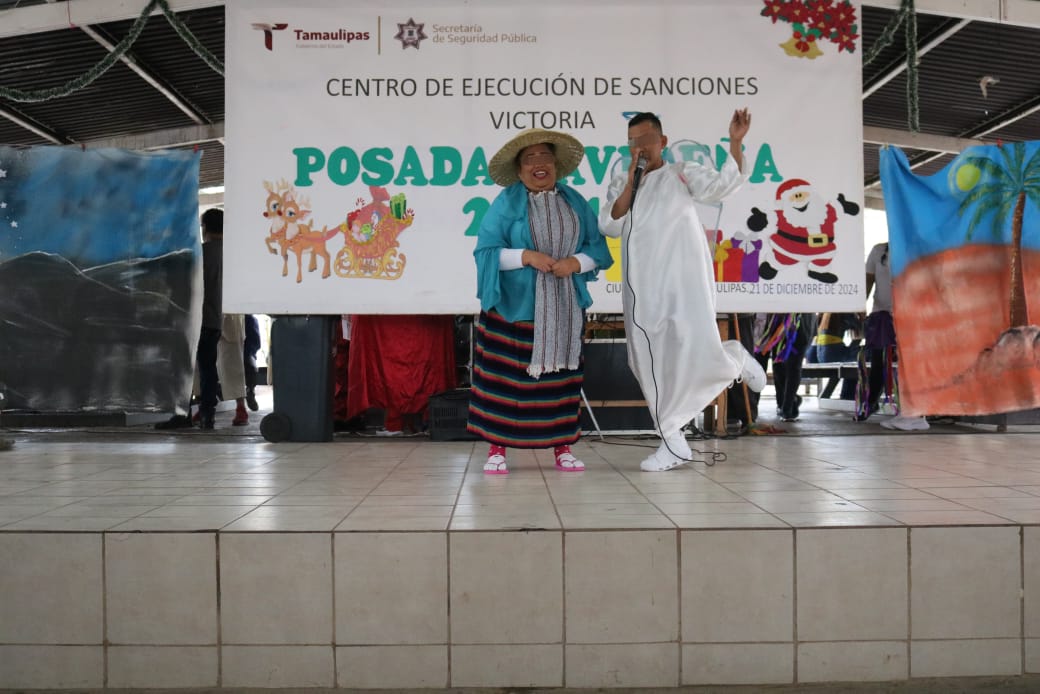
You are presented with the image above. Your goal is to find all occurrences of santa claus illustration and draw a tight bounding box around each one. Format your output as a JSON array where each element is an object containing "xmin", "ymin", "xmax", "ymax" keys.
[{"xmin": 747, "ymin": 178, "xmax": 860, "ymax": 283}]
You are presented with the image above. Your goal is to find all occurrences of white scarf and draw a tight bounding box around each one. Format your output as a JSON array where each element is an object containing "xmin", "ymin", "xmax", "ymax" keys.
[{"xmin": 526, "ymin": 190, "xmax": 583, "ymax": 379}]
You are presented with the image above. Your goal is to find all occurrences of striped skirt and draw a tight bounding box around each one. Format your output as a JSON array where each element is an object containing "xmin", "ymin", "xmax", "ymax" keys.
[{"xmin": 467, "ymin": 311, "xmax": 583, "ymax": 448}]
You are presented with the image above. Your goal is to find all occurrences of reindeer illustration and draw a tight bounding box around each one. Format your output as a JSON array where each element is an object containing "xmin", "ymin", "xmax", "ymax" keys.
[
  {"xmin": 263, "ymin": 179, "xmax": 291, "ymax": 260},
  {"xmin": 262, "ymin": 180, "xmax": 339, "ymax": 283}
]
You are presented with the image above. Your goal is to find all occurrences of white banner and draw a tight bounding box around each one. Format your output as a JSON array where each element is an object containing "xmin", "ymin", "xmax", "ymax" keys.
[{"xmin": 225, "ymin": 0, "xmax": 864, "ymax": 314}]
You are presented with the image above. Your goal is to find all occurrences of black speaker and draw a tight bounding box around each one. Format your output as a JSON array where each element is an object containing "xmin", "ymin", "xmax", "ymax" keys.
[
  {"xmin": 580, "ymin": 340, "xmax": 654, "ymax": 431},
  {"xmin": 428, "ymin": 388, "xmax": 479, "ymax": 441}
]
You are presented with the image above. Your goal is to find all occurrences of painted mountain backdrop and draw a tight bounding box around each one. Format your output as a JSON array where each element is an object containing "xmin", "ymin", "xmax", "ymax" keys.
[{"xmin": 0, "ymin": 147, "xmax": 201, "ymax": 412}]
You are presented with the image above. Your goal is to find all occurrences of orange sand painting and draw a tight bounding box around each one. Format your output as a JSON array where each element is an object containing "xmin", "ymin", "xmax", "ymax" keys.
[{"xmin": 894, "ymin": 244, "xmax": 1040, "ymax": 416}]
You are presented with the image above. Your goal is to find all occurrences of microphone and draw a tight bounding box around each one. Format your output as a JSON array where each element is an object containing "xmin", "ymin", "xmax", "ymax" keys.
[{"xmin": 631, "ymin": 154, "xmax": 648, "ymax": 199}]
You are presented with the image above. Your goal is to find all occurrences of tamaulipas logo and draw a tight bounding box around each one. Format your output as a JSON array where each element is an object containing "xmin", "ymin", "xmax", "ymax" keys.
[
  {"xmin": 252, "ymin": 22, "xmax": 371, "ymax": 51},
  {"xmin": 251, "ymin": 23, "xmax": 288, "ymax": 51}
]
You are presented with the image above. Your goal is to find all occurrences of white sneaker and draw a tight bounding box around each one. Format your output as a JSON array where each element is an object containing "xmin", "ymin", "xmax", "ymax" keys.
[
  {"xmin": 662, "ymin": 432, "xmax": 692, "ymax": 460},
  {"xmin": 640, "ymin": 446, "xmax": 688, "ymax": 472},
  {"xmin": 880, "ymin": 415, "xmax": 930, "ymax": 431},
  {"xmin": 723, "ymin": 340, "xmax": 766, "ymax": 392}
]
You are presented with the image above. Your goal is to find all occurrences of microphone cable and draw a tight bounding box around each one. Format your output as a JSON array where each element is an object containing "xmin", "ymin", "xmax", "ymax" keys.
[{"xmin": 619, "ymin": 165, "xmax": 728, "ymax": 468}]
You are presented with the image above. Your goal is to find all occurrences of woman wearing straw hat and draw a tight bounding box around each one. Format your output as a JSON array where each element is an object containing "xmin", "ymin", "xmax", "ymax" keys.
[{"xmin": 468, "ymin": 129, "xmax": 614, "ymax": 474}]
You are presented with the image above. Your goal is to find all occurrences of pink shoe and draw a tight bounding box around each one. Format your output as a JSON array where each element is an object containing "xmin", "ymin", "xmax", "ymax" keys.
[
  {"xmin": 483, "ymin": 453, "xmax": 508, "ymax": 475},
  {"xmin": 554, "ymin": 445, "xmax": 585, "ymax": 472}
]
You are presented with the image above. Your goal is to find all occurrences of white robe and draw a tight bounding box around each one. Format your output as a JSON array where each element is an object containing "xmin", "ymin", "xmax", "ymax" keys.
[{"xmin": 600, "ymin": 157, "xmax": 747, "ymax": 437}]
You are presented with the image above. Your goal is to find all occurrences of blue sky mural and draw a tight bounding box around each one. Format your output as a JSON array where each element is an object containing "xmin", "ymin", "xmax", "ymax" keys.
[
  {"xmin": 0, "ymin": 146, "xmax": 202, "ymax": 412},
  {"xmin": 880, "ymin": 143, "xmax": 1040, "ymax": 277},
  {"xmin": 0, "ymin": 146, "xmax": 201, "ymax": 267}
]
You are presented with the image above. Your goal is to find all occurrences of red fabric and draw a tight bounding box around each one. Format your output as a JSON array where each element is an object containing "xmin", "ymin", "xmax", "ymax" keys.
[
  {"xmin": 346, "ymin": 315, "xmax": 456, "ymax": 421},
  {"xmin": 383, "ymin": 410, "xmax": 404, "ymax": 431}
]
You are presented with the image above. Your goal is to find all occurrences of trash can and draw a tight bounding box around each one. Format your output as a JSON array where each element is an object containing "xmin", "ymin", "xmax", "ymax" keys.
[{"xmin": 260, "ymin": 315, "xmax": 334, "ymax": 442}]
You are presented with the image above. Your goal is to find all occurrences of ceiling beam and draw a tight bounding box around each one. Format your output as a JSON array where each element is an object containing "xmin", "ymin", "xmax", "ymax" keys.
[
  {"xmin": 862, "ymin": 126, "xmax": 984, "ymax": 154},
  {"xmin": 82, "ymin": 122, "xmax": 223, "ymax": 149},
  {"xmin": 0, "ymin": 105, "xmax": 71, "ymax": 144},
  {"xmin": 79, "ymin": 24, "xmax": 208, "ymax": 125},
  {"xmin": 864, "ymin": 188, "xmax": 886, "ymax": 211},
  {"xmin": 863, "ymin": 0, "xmax": 1040, "ymax": 28},
  {"xmin": 862, "ymin": 18, "xmax": 971, "ymax": 99},
  {"xmin": 864, "ymin": 89, "xmax": 1040, "ymax": 188},
  {"xmin": 969, "ymin": 93, "xmax": 1040, "ymax": 139},
  {"xmin": 0, "ymin": 0, "xmax": 223, "ymax": 39}
]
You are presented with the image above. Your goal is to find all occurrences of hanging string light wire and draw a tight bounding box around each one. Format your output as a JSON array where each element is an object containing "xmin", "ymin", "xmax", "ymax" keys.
[
  {"xmin": 0, "ymin": 0, "xmax": 224, "ymax": 104},
  {"xmin": 862, "ymin": 0, "xmax": 920, "ymax": 133}
]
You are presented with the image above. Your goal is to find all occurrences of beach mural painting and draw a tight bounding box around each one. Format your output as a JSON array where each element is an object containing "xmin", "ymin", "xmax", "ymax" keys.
[{"xmin": 880, "ymin": 142, "xmax": 1040, "ymax": 416}]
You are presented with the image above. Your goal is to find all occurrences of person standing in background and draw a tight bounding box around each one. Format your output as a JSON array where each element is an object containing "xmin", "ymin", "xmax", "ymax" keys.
[
  {"xmin": 195, "ymin": 208, "xmax": 224, "ymax": 430},
  {"xmin": 243, "ymin": 314, "xmax": 261, "ymax": 412}
]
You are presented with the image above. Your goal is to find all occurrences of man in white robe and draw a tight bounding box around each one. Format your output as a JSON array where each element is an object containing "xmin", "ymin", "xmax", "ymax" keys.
[{"xmin": 600, "ymin": 110, "xmax": 766, "ymax": 471}]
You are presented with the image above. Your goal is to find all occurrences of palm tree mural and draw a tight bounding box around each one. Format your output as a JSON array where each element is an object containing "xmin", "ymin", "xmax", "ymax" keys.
[{"xmin": 955, "ymin": 142, "xmax": 1040, "ymax": 328}]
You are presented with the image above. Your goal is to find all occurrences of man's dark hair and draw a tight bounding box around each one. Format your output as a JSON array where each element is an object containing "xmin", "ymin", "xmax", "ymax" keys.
[
  {"xmin": 201, "ymin": 208, "xmax": 224, "ymax": 235},
  {"xmin": 628, "ymin": 112, "xmax": 663, "ymax": 132}
]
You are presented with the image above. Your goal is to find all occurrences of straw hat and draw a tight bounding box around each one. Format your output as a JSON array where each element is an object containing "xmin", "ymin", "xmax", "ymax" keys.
[{"xmin": 487, "ymin": 128, "xmax": 585, "ymax": 187}]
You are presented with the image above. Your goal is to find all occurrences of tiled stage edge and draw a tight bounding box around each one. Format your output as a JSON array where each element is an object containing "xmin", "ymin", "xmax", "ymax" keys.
[{"xmin": 1, "ymin": 525, "xmax": 1038, "ymax": 688}]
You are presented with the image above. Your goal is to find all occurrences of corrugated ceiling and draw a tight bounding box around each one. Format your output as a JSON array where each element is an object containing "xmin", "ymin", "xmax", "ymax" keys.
[{"xmin": 0, "ymin": 3, "xmax": 1037, "ymax": 191}]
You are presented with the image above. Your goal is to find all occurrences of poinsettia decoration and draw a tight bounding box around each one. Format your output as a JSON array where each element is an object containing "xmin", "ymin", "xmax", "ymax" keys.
[{"xmin": 761, "ymin": 0, "xmax": 858, "ymax": 58}]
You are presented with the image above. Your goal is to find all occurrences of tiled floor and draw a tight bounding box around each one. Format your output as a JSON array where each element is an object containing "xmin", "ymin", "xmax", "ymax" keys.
[
  {"xmin": 1, "ymin": 420, "xmax": 1039, "ymax": 531},
  {"xmin": 3, "ymin": 403, "xmax": 1040, "ymax": 688}
]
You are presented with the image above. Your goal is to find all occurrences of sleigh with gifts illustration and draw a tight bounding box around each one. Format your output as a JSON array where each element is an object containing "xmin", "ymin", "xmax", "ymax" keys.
[{"xmin": 333, "ymin": 185, "xmax": 415, "ymax": 280}]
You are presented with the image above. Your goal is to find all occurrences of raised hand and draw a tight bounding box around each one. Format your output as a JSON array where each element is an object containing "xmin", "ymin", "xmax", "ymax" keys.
[{"xmin": 729, "ymin": 108, "xmax": 751, "ymax": 141}]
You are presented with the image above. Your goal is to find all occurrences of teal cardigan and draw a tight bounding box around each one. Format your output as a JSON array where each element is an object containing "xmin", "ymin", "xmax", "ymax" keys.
[{"xmin": 473, "ymin": 182, "xmax": 614, "ymax": 323}]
